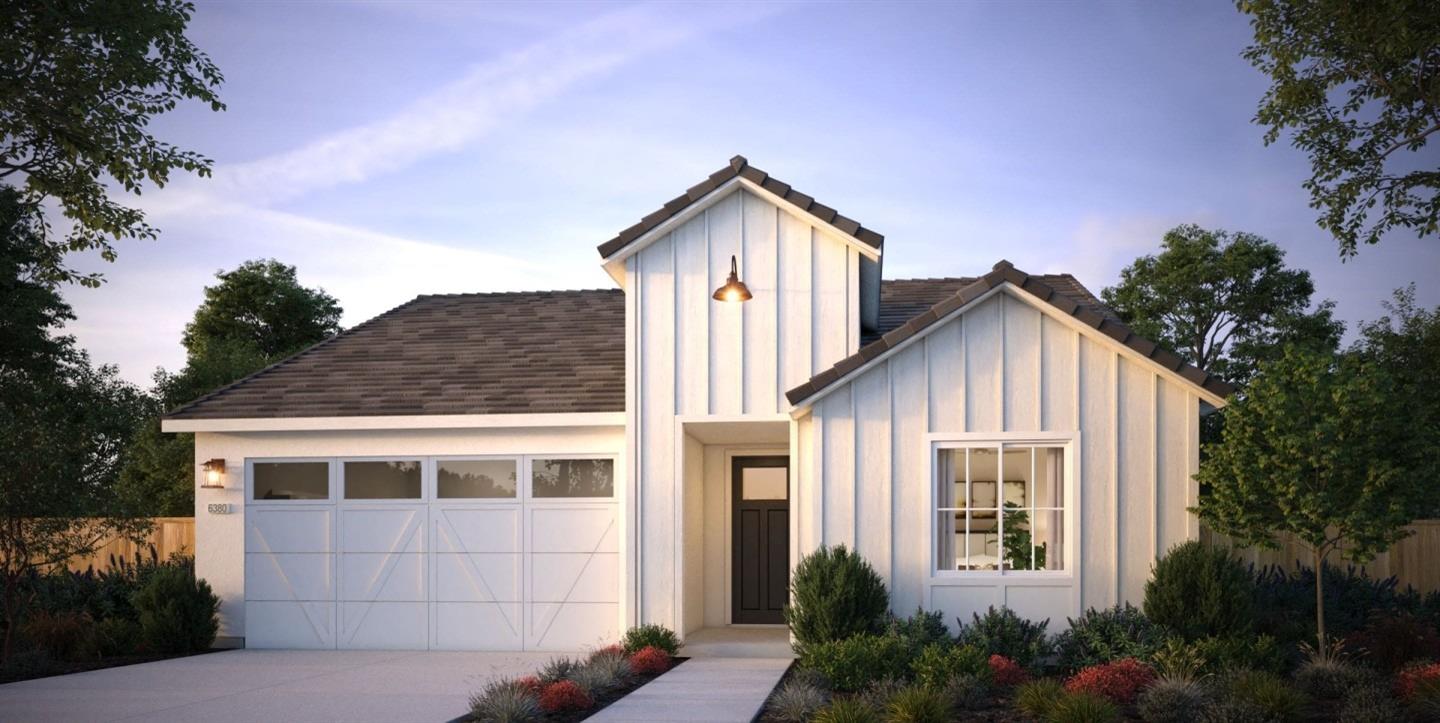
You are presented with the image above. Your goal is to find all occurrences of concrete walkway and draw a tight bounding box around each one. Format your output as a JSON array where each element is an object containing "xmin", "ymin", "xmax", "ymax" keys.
[
  {"xmin": 0, "ymin": 649, "xmax": 557, "ymax": 722},
  {"xmin": 590, "ymin": 656, "xmax": 792, "ymax": 722}
]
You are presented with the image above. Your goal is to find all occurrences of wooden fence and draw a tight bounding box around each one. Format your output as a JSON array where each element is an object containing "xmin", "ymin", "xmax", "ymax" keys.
[
  {"xmin": 62, "ymin": 517, "xmax": 196, "ymax": 572},
  {"xmin": 1201, "ymin": 519, "xmax": 1440, "ymax": 595}
]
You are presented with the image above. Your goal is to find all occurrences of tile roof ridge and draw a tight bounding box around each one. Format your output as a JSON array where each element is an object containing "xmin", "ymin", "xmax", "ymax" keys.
[{"xmin": 415, "ymin": 288, "xmax": 620, "ymax": 299}]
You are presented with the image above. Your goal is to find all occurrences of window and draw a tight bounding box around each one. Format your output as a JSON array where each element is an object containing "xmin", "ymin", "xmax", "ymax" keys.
[
  {"xmin": 344, "ymin": 460, "xmax": 422, "ymax": 499},
  {"xmin": 935, "ymin": 442, "xmax": 1066, "ymax": 573},
  {"xmin": 253, "ymin": 461, "xmax": 329, "ymax": 500},
  {"xmin": 438, "ymin": 459, "xmax": 517, "ymax": 499},
  {"xmin": 532, "ymin": 458, "xmax": 614, "ymax": 498},
  {"xmin": 741, "ymin": 466, "xmax": 787, "ymax": 500}
]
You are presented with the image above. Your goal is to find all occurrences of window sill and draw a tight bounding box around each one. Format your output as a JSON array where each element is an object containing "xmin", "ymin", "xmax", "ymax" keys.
[{"xmin": 926, "ymin": 572, "xmax": 1075, "ymax": 586}]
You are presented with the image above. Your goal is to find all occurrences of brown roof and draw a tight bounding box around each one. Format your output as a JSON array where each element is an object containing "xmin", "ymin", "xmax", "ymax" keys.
[
  {"xmin": 596, "ymin": 155, "xmax": 885, "ymax": 259},
  {"xmin": 165, "ymin": 290, "xmax": 625, "ymax": 420},
  {"xmin": 865, "ymin": 274, "xmax": 1121, "ymax": 345},
  {"xmin": 788, "ymin": 260, "xmax": 1236, "ymax": 406}
]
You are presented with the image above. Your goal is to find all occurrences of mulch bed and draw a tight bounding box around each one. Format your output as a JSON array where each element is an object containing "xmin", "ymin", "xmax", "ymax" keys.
[
  {"xmin": 456, "ymin": 657, "xmax": 689, "ymax": 723},
  {"xmin": 0, "ymin": 648, "xmax": 221, "ymax": 685}
]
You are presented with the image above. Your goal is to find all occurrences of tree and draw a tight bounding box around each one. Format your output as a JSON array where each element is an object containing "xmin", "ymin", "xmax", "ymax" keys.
[
  {"xmin": 0, "ymin": 201, "xmax": 151, "ymax": 663},
  {"xmin": 1195, "ymin": 348, "xmax": 1428, "ymax": 657},
  {"xmin": 1349, "ymin": 285, "xmax": 1440, "ymax": 516},
  {"xmin": 0, "ymin": 0, "xmax": 224, "ymax": 286},
  {"xmin": 1102, "ymin": 224, "xmax": 1342, "ymax": 393},
  {"xmin": 1240, "ymin": 0, "xmax": 1440, "ymax": 256},
  {"xmin": 118, "ymin": 260, "xmax": 342, "ymax": 515}
]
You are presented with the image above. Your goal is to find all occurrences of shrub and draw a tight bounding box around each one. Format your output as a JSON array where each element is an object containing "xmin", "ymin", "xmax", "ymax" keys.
[
  {"xmin": 569, "ymin": 657, "xmax": 627, "ymax": 696},
  {"xmin": 1336, "ymin": 686, "xmax": 1403, "ymax": 723},
  {"xmin": 858, "ymin": 677, "xmax": 907, "ymax": 711},
  {"xmin": 515, "ymin": 675, "xmax": 542, "ymax": 694},
  {"xmin": 786, "ymin": 545, "xmax": 889, "ymax": 648},
  {"xmin": 812, "ymin": 697, "xmax": 880, "ymax": 723},
  {"xmin": 799, "ymin": 634, "xmax": 911, "ymax": 693},
  {"xmin": 910, "ymin": 642, "xmax": 987, "ymax": 689},
  {"xmin": 1200, "ymin": 699, "xmax": 1269, "ymax": 723},
  {"xmin": 1144, "ymin": 542, "xmax": 1254, "ymax": 640},
  {"xmin": 884, "ymin": 685, "xmax": 951, "ymax": 723},
  {"xmin": 988, "ymin": 654, "xmax": 1029, "ymax": 687},
  {"xmin": 1190, "ymin": 634, "xmax": 1288, "ymax": 676},
  {"xmin": 1217, "ymin": 670, "xmax": 1305, "ymax": 722},
  {"xmin": 955, "ymin": 605, "xmax": 1052, "ymax": 668},
  {"xmin": 589, "ymin": 642, "xmax": 625, "ymax": 660},
  {"xmin": 1013, "ymin": 678, "xmax": 1065, "ymax": 719},
  {"xmin": 1048, "ymin": 691, "xmax": 1120, "ymax": 723},
  {"xmin": 766, "ymin": 678, "xmax": 829, "ymax": 722},
  {"xmin": 1064, "ymin": 658, "xmax": 1156, "ymax": 705},
  {"xmin": 1408, "ymin": 678, "xmax": 1440, "ymax": 721},
  {"xmin": 941, "ymin": 673, "xmax": 990, "ymax": 711},
  {"xmin": 1136, "ymin": 678, "xmax": 1207, "ymax": 723},
  {"xmin": 130, "ymin": 565, "xmax": 218, "ymax": 654},
  {"xmin": 1395, "ymin": 661, "xmax": 1440, "ymax": 699},
  {"xmin": 1149, "ymin": 637, "xmax": 1207, "ymax": 683},
  {"xmin": 1294, "ymin": 658, "xmax": 1370, "ymax": 700},
  {"xmin": 538, "ymin": 656, "xmax": 580, "ymax": 684},
  {"xmin": 1054, "ymin": 604, "xmax": 1166, "ymax": 672},
  {"xmin": 885, "ymin": 607, "xmax": 950, "ymax": 654},
  {"xmin": 94, "ymin": 617, "xmax": 141, "ymax": 657},
  {"xmin": 1251, "ymin": 563, "xmax": 1416, "ymax": 646},
  {"xmin": 622, "ymin": 623, "xmax": 680, "ymax": 656},
  {"xmin": 22, "ymin": 610, "xmax": 96, "ymax": 660},
  {"xmin": 537, "ymin": 679, "xmax": 592, "ymax": 713},
  {"xmin": 469, "ymin": 677, "xmax": 541, "ymax": 722},
  {"xmin": 1343, "ymin": 611, "xmax": 1440, "ymax": 673},
  {"xmin": 629, "ymin": 645, "xmax": 671, "ymax": 675}
]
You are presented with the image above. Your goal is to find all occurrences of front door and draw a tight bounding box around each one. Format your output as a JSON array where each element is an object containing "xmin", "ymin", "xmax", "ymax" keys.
[{"xmin": 731, "ymin": 456, "xmax": 789, "ymax": 624}]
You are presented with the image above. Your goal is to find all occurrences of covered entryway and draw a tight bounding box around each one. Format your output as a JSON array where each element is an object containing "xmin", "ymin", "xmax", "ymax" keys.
[
  {"xmin": 243, "ymin": 456, "xmax": 617, "ymax": 651},
  {"xmin": 731, "ymin": 456, "xmax": 789, "ymax": 624}
]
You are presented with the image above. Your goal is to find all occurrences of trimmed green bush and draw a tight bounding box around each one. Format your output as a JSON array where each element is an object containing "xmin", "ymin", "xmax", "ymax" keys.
[
  {"xmin": 1048, "ymin": 690, "xmax": 1120, "ymax": 723},
  {"xmin": 1144, "ymin": 542, "xmax": 1254, "ymax": 640},
  {"xmin": 910, "ymin": 642, "xmax": 988, "ymax": 690},
  {"xmin": 621, "ymin": 623, "xmax": 680, "ymax": 655},
  {"xmin": 955, "ymin": 605, "xmax": 1053, "ymax": 668},
  {"xmin": 94, "ymin": 617, "xmax": 141, "ymax": 657},
  {"xmin": 1190, "ymin": 634, "xmax": 1287, "ymax": 676},
  {"xmin": 1054, "ymin": 604, "xmax": 1166, "ymax": 672},
  {"xmin": 799, "ymin": 633, "xmax": 911, "ymax": 693},
  {"xmin": 884, "ymin": 685, "xmax": 951, "ymax": 723},
  {"xmin": 812, "ymin": 697, "xmax": 880, "ymax": 723},
  {"xmin": 130, "ymin": 566, "xmax": 218, "ymax": 654},
  {"xmin": 885, "ymin": 607, "xmax": 950, "ymax": 654},
  {"xmin": 1013, "ymin": 678, "xmax": 1065, "ymax": 719},
  {"xmin": 1215, "ymin": 670, "xmax": 1306, "ymax": 723},
  {"xmin": 785, "ymin": 545, "xmax": 889, "ymax": 648}
]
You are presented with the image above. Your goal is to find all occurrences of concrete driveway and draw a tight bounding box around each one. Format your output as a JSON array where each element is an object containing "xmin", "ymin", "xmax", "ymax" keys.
[{"xmin": 0, "ymin": 649, "xmax": 563, "ymax": 722}]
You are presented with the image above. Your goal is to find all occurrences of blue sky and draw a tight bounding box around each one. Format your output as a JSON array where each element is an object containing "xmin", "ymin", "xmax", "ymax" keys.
[{"xmin": 63, "ymin": 1, "xmax": 1438, "ymax": 386}]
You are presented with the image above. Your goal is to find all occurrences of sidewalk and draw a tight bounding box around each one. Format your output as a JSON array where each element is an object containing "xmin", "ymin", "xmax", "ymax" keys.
[{"xmin": 589, "ymin": 657, "xmax": 792, "ymax": 722}]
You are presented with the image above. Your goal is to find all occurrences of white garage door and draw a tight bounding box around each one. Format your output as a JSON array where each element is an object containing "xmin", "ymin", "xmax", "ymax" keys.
[{"xmin": 244, "ymin": 455, "xmax": 618, "ymax": 651}]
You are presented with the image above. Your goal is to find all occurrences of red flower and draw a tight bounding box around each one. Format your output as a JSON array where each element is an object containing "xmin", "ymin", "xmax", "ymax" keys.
[
  {"xmin": 988, "ymin": 654, "xmax": 1030, "ymax": 687},
  {"xmin": 1065, "ymin": 658, "xmax": 1156, "ymax": 704},
  {"xmin": 1395, "ymin": 662, "xmax": 1440, "ymax": 699},
  {"xmin": 630, "ymin": 645, "xmax": 672, "ymax": 675},
  {"xmin": 538, "ymin": 680, "xmax": 593, "ymax": 712},
  {"xmin": 516, "ymin": 675, "xmax": 542, "ymax": 694}
]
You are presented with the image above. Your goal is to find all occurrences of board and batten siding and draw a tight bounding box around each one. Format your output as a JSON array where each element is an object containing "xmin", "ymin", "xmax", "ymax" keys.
[
  {"xmin": 795, "ymin": 290, "xmax": 1200, "ymax": 627},
  {"xmin": 627, "ymin": 188, "xmax": 865, "ymax": 628}
]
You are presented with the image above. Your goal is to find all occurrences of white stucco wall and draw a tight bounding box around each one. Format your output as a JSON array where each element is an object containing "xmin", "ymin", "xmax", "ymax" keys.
[
  {"xmin": 794, "ymin": 288, "xmax": 1206, "ymax": 628},
  {"xmin": 192, "ymin": 424, "xmax": 625, "ymax": 642}
]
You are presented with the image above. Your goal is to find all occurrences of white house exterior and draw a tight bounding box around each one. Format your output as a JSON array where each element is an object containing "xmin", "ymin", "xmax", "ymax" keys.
[{"xmin": 163, "ymin": 156, "xmax": 1231, "ymax": 651}]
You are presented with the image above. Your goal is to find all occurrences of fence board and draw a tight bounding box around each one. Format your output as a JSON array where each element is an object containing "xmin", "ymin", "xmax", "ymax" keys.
[
  {"xmin": 62, "ymin": 517, "xmax": 196, "ymax": 572},
  {"xmin": 1201, "ymin": 520, "xmax": 1440, "ymax": 595}
]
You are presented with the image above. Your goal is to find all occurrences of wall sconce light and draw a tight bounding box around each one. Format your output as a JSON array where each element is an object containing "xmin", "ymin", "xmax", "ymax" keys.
[
  {"xmin": 712, "ymin": 255, "xmax": 752, "ymax": 303},
  {"xmin": 201, "ymin": 459, "xmax": 226, "ymax": 489}
]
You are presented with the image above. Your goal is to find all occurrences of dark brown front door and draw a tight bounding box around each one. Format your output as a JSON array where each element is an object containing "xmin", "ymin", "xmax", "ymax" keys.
[{"xmin": 732, "ymin": 456, "xmax": 789, "ymax": 624}]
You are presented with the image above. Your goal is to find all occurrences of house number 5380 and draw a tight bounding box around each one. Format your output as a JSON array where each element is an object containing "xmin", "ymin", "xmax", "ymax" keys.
[{"xmin": 207, "ymin": 503, "xmax": 232, "ymax": 515}]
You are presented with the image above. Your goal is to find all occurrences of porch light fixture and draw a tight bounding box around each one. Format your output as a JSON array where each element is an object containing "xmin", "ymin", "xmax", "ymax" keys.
[
  {"xmin": 201, "ymin": 459, "xmax": 226, "ymax": 489},
  {"xmin": 712, "ymin": 255, "xmax": 752, "ymax": 303}
]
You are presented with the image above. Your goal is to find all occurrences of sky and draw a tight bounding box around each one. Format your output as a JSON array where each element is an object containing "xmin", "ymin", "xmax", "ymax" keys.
[{"xmin": 59, "ymin": 0, "xmax": 1440, "ymax": 387}]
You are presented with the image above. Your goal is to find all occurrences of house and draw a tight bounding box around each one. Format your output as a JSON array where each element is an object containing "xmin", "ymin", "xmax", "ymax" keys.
[{"xmin": 162, "ymin": 156, "xmax": 1232, "ymax": 651}]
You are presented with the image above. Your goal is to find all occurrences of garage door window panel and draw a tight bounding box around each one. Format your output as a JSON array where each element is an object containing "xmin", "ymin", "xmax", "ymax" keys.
[
  {"xmin": 438, "ymin": 458, "xmax": 519, "ymax": 499},
  {"xmin": 252, "ymin": 461, "xmax": 332, "ymax": 501},
  {"xmin": 343, "ymin": 460, "xmax": 422, "ymax": 499},
  {"xmin": 531, "ymin": 458, "xmax": 614, "ymax": 499}
]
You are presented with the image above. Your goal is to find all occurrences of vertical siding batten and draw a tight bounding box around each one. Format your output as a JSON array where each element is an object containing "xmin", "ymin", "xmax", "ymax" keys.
[{"xmin": 1112, "ymin": 351, "xmax": 1121, "ymax": 606}]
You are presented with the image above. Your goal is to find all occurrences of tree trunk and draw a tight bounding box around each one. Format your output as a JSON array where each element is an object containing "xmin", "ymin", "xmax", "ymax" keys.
[{"xmin": 1314, "ymin": 546, "xmax": 1327, "ymax": 659}]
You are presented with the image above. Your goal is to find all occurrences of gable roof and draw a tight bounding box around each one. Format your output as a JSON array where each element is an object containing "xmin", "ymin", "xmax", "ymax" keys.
[
  {"xmin": 864, "ymin": 274, "xmax": 1121, "ymax": 345},
  {"xmin": 165, "ymin": 290, "xmax": 625, "ymax": 420},
  {"xmin": 596, "ymin": 155, "xmax": 885, "ymax": 260},
  {"xmin": 786, "ymin": 260, "xmax": 1236, "ymax": 408}
]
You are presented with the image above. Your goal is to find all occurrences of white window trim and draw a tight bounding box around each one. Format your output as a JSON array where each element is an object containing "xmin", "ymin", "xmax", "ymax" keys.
[
  {"xmin": 246, "ymin": 458, "xmax": 336, "ymax": 505},
  {"xmin": 526, "ymin": 454, "xmax": 619, "ymax": 504},
  {"xmin": 432, "ymin": 455, "xmax": 522, "ymax": 503},
  {"xmin": 924, "ymin": 431, "xmax": 1080, "ymax": 584},
  {"xmin": 338, "ymin": 456, "xmax": 426, "ymax": 503}
]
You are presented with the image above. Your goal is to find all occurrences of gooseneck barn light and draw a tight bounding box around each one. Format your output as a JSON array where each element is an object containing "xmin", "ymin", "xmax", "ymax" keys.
[
  {"xmin": 712, "ymin": 255, "xmax": 753, "ymax": 303},
  {"xmin": 201, "ymin": 458, "xmax": 226, "ymax": 489}
]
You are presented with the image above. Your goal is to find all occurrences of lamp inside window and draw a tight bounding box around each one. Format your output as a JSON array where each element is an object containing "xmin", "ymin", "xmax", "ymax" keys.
[{"xmin": 202, "ymin": 459, "xmax": 226, "ymax": 489}]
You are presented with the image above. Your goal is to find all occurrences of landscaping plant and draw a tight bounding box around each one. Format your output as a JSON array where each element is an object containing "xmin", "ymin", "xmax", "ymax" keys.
[
  {"xmin": 1343, "ymin": 610, "xmax": 1440, "ymax": 673},
  {"xmin": 468, "ymin": 677, "xmax": 541, "ymax": 723},
  {"xmin": 130, "ymin": 565, "xmax": 218, "ymax": 654},
  {"xmin": 537, "ymin": 679, "xmax": 592, "ymax": 713},
  {"xmin": 988, "ymin": 654, "xmax": 1029, "ymax": 687},
  {"xmin": 1395, "ymin": 661, "xmax": 1440, "ymax": 699},
  {"xmin": 909, "ymin": 642, "xmax": 988, "ymax": 690},
  {"xmin": 1143, "ymin": 541, "xmax": 1254, "ymax": 640},
  {"xmin": 811, "ymin": 697, "xmax": 879, "ymax": 723},
  {"xmin": 941, "ymin": 673, "xmax": 989, "ymax": 711},
  {"xmin": 883, "ymin": 685, "xmax": 950, "ymax": 723},
  {"xmin": 884, "ymin": 607, "xmax": 949, "ymax": 655},
  {"xmin": 765, "ymin": 678, "xmax": 829, "ymax": 722},
  {"xmin": 1047, "ymin": 690, "xmax": 1120, "ymax": 723},
  {"xmin": 628, "ymin": 645, "xmax": 671, "ymax": 675},
  {"xmin": 1212, "ymin": 670, "xmax": 1306, "ymax": 723},
  {"xmin": 799, "ymin": 633, "xmax": 910, "ymax": 693},
  {"xmin": 1135, "ymin": 678, "xmax": 1208, "ymax": 723},
  {"xmin": 1054, "ymin": 604, "xmax": 1166, "ymax": 672},
  {"xmin": 955, "ymin": 605, "xmax": 1053, "ymax": 668},
  {"xmin": 785, "ymin": 545, "xmax": 889, "ymax": 649},
  {"xmin": 1293, "ymin": 656, "xmax": 1370, "ymax": 700},
  {"xmin": 621, "ymin": 622, "xmax": 680, "ymax": 656},
  {"xmin": 1064, "ymin": 657, "xmax": 1157, "ymax": 705},
  {"xmin": 1012, "ymin": 678, "xmax": 1065, "ymax": 719}
]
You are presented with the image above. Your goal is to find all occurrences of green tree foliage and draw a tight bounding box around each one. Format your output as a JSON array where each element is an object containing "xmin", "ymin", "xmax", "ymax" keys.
[
  {"xmin": 0, "ymin": 196, "xmax": 151, "ymax": 663},
  {"xmin": 1240, "ymin": 0, "xmax": 1440, "ymax": 256},
  {"xmin": 1102, "ymin": 225, "xmax": 1342, "ymax": 393},
  {"xmin": 119, "ymin": 260, "xmax": 342, "ymax": 515},
  {"xmin": 0, "ymin": 0, "xmax": 224, "ymax": 286},
  {"xmin": 1195, "ymin": 348, "xmax": 1430, "ymax": 654}
]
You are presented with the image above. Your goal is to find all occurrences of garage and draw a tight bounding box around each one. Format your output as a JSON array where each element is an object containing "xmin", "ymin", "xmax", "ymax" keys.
[{"xmin": 242, "ymin": 455, "xmax": 618, "ymax": 651}]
